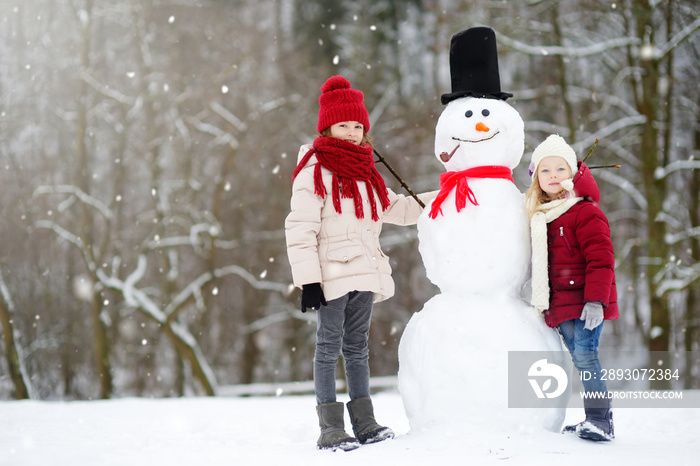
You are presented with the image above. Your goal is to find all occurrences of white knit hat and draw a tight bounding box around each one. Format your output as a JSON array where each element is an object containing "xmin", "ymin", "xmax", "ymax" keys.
[{"xmin": 529, "ymin": 134, "xmax": 578, "ymax": 184}]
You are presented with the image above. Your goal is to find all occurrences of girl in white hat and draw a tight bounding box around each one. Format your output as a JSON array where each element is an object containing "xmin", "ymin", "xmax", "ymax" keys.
[{"xmin": 526, "ymin": 134, "xmax": 618, "ymax": 441}]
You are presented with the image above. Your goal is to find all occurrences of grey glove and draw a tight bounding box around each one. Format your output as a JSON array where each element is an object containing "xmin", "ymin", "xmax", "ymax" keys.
[{"xmin": 580, "ymin": 302, "xmax": 604, "ymax": 330}]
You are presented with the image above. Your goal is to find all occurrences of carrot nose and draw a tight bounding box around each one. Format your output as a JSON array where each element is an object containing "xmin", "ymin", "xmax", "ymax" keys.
[{"xmin": 475, "ymin": 122, "xmax": 490, "ymax": 132}]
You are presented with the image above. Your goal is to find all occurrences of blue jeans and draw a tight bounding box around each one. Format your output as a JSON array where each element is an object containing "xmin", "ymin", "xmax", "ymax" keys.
[
  {"xmin": 314, "ymin": 291, "xmax": 374, "ymax": 405},
  {"xmin": 558, "ymin": 318, "xmax": 608, "ymax": 395}
]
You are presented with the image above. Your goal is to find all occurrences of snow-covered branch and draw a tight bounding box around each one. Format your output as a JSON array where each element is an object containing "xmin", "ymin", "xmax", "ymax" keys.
[
  {"xmin": 594, "ymin": 170, "xmax": 648, "ymax": 211},
  {"xmin": 97, "ymin": 257, "xmax": 166, "ymax": 323},
  {"xmin": 256, "ymin": 94, "xmax": 302, "ymax": 115},
  {"xmin": 34, "ymin": 220, "xmax": 83, "ymax": 249},
  {"xmin": 34, "ymin": 185, "xmax": 113, "ymax": 220},
  {"xmin": 186, "ymin": 116, "xmax": 240, "ymax": 149},
  {"xmin": 163, "ymin": 263, "xmax": 291, "ymax": 319},
  {"xmin": 655, "ymin": 264, "xmax": 700, "ymax": 296},
  {"xmin": 169, "ymin": 321, "xmax": 219, "ymax": 388},
  {"xmin": 243, "ymin": 311, "xmax": 296, "ymax": 333},
  {"xmin": 163, "ymin": 270, "xmax": 214, "ymax": 319},
  {"xmin": 497, "ymin": 33, "xmax": 640, "ymax": 57},
  {"xmin": 146, "ymin": 236, "xmax": 195, "ymax": 249},
  {"xmin": 96, "ymin": 263, "xmax": 218, "ymax": 394},
  {"xmin": 524, "ymin": 120, "xmax": 566, "ymax": 135},
  {"xmin": 146, "ymin": 223, "xmax": 220, "ymax": 252},
  {"xmin": 654, "ymin": 159, "xmax": 700, "ymax": 180},
  {"xmin": 34, "ymin": 220, "xmax": 97, "ymax": 272},
  {"xmin": 81, "ymin": 70, "xmax": 135, "ymax": 106},
  {"xmin": 593, "ymin": 115, "xmax": 647, "ymax": 141},
  {"xmin": 209, "ymin": 102, "xmax": 248, "ymax": 132},
  {"xmin": 369, "ymin": 81, "xmax": 398, "ymax": 128},
  {"xmin": 656, "ymin": 16, "xmax": 700, "ymax": 59},
  {"xmin": 665, "ymin": 226, "xmax": 700, "ymax": 245},
  {"xmin": 213, "ymin": 264, "xmax": 291, "ymax": 295},
  {"xmin": 243, "ymin": 309, "xmax": 316, "ymax": 334},
  {"xmin": 124, "ymin": 255, "xmax": 148, "ymax": 295},
  {"xmin": 95, "ymin": 252, "xmax": 290, "ymax": 393},
  {"xmin": 126, "ymin": 95, "xmax": 144, "ymax": 121}
]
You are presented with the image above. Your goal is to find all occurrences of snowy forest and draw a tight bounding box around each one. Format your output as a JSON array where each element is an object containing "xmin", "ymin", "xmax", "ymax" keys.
[{"xmin": 0, "ymin": 0, "xmax": 699, "ymax": 400}]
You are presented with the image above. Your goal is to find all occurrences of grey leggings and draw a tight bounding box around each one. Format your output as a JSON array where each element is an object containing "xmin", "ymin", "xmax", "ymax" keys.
[{"xmin": 314, "ymin": 291, "xmax": 374, "ymax": 404}]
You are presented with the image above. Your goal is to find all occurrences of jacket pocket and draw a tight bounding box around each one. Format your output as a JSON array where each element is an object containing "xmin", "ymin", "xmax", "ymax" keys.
[
  {"xmin": 552, "ymin": 271, "xmax": 585, "ymax": 290},
  {"xmin": 326, "ymin": 241, "xmax": 364, "ymax": 263}
]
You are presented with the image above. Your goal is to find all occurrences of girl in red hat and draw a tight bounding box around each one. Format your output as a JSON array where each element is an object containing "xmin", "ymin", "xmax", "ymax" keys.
[{"xmin": 285, "ymin": 75, "xmax": 437, "ymax": 451}]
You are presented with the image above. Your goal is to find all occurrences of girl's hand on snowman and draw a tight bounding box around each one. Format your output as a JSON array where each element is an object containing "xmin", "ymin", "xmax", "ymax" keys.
[
  {"xmin": 580, "ymin": 302, "xmax": 604, "ymax": 330},
  {"xmin": 301, "ymin": 283, "xmax": 327, "ymax": 312}
]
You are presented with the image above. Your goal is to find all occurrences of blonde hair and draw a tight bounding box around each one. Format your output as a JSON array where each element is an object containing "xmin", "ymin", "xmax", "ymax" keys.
[
  {"xmin": 525, "ymin": 175, "xmax": 549, "ymax": 219},
  {"xmin": 526, "ymin": 159, "xmax": 573, "ymax": 218}
]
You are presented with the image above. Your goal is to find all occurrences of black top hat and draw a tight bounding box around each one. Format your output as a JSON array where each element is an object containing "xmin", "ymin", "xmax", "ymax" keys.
[{"xmin": 441, "ymin": 27, "xmax": 513, "ymax": 105}]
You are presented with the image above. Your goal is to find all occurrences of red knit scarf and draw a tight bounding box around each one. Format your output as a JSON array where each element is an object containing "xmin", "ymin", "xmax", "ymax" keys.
[
  {"xmin": 292, "ymin": 137, "xmax": 390, "ymax": 221},
  {"xmin": 428, "ymin": 166, "xmax": 514, "ymax": 219}
]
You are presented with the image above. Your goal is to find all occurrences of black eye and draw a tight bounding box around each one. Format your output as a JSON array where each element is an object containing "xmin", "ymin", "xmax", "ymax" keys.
[
  {"xmin": 465, "ymin": 110, "xmax": 473, "ymax": 118},
  {"xmin": 482, "ymin": 109, "xmax": 490, "ymax": 117}
]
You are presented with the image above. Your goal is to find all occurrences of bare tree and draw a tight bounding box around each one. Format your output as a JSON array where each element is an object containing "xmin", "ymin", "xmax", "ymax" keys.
[
  {"xmin": 0, "ymin": 270, "xmax": 32, "ymax": 399},
  {"xmin": 2, "ymin": 0, "xmax": 698, "ymax": 399}
]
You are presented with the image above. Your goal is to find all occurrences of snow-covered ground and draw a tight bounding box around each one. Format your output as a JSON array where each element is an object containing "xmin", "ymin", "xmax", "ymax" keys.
[{"xmin": 1, "ymin": 390, "xmax": 698, "ymax": 466}]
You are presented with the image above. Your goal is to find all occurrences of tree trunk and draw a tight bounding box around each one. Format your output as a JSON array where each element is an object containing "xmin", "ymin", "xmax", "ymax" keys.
[
  {"xmin": 0, "ymin": 271, "xmax": 32, "ymax": 399},
  {"xmin": 632, "ymin": 0, "xmax": 671, "ymax": 389},
  {"xmin": 162, "ymin": 323, "xmax": 216, "ymax": 396},
  {"xmin": 551, "ymin": 3, "xmax": 576, "ymax": 141},
  {"xmin": 685, "ymin": 91, "xmax": 700, "ymax": 388},
  {"xmin": 91, "ymin": 287, "xmax": 113, "ymax": 399}
]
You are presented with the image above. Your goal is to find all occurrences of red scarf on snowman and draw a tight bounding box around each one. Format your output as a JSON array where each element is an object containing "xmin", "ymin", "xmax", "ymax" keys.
[
  {"xmin": 428, "ymin": 165, "xmax": 514, "ymax": 219},
  {"xmin": 292, "ymin": 137, "xmax": 390, "ymax": 221}
]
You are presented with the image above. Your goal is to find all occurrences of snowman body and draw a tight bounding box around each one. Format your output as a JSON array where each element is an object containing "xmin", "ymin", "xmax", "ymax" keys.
[
  {"xmin": 398, "ymin": 97, "xmax": 567, "ymax": 433},
  {"xmin": 422, "ymin": 97, "xmax": 529, "ymax": 297},
  {"xmin": 419, "ymin": 177, "xmax": 529, "ymax": 296}
]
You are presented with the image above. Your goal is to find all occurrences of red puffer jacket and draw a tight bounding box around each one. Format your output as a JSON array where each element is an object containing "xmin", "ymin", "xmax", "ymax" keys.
[{"xmin": 543, "ymin": 163, "xmax": 618, "ymax": 328}]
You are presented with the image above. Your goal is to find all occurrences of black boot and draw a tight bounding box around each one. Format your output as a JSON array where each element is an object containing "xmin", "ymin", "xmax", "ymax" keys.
[
  {"xmin": 576, "ymin": 397, "xmax": 614, "ymax": 441},
  {"xmin": 316, "ymin": 402, "xmax": 360, "ymax": 451},
  {"xmin": 347, "ymin": 397, "xmax": 395, "ymax": 445}
]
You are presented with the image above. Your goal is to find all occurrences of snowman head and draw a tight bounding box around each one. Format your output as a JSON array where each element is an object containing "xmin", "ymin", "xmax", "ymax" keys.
[{"xmin": 434, "ymin": 96, "xmax": 524, "ymax": 172}]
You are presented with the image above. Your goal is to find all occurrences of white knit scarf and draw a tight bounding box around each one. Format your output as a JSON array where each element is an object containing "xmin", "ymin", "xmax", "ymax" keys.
[{"xmin": 530, "ymin": 196, "xmax": 583, "ymax": 313}]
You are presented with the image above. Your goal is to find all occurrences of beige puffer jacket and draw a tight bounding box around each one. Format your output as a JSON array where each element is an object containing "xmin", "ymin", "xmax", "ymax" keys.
[{"xmin": 285, "ymin": 144, "xmax": 437, "ymax": 303}]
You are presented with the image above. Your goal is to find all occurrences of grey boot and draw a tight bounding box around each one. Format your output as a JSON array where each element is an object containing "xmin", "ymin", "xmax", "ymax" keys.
[
  {"xmin": 316, "ymin": 402, "xmax": 360, "ymax": 451},
  {"xmin": 574, "ymin": 397, "xmax": 614, "ymax": 441},
  {"xmin": 346, "ymin": 397, "xmax": 395, "ymax": 445}
]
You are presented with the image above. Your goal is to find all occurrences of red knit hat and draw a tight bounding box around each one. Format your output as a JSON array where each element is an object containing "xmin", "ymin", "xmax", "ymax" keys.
[{"xmin": 317, "ymin": 76, "xmax": 370, "ymax": 134}]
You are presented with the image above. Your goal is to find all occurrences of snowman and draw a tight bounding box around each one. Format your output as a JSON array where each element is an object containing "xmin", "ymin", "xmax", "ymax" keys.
[{"xmin": 398, "ymin": 27, "xmax": 568, "ymax": 435}]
